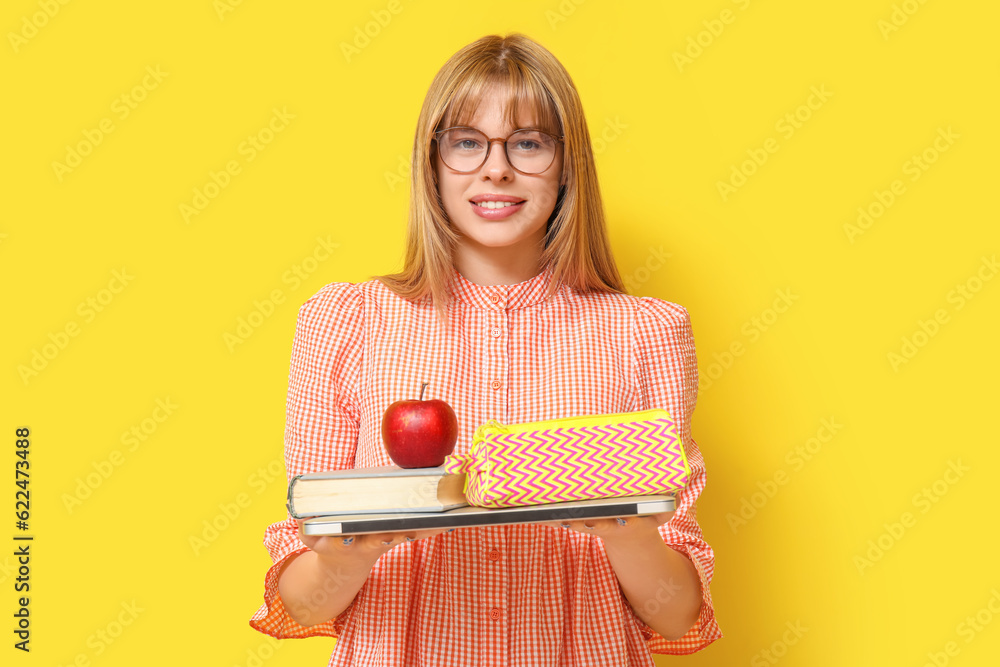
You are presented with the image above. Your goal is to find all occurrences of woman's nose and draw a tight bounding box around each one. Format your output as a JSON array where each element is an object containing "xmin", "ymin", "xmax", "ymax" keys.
[{"xmin": 481, "ymin": 139, "xmax": 514, "ymax": 180}]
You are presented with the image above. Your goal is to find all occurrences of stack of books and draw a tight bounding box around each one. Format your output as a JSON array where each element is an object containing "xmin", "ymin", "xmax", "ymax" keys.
[
  {"xmin": 287, "ymin": 465, "xmax": 675, "ymax": 536},
  {"xmin": 287, "ymin": 465, "xmax": 469, "ymax": 518}
]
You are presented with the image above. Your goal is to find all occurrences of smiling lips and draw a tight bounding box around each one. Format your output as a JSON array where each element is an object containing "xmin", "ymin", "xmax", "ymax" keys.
[
  {"xmin": 469, "ymin": 194, "xmax": 526, "ymax": 220},
  {"xmin": 474, "ymin": 200, "xmax": 522, "ymax": 209}
]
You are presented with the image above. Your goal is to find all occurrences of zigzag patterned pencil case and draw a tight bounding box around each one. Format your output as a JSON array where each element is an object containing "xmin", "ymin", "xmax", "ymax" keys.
[{"xmin": 442, "ymin": 409, "xmax": 690, "ymax": 509}]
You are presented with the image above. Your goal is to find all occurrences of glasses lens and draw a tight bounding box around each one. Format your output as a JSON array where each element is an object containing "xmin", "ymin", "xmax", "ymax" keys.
[
  {"xmin": 437, "ymin": 128, "xmax": 558, "ymax": 174},
  {"xmin": 438, "ymin": 128, "xmax": 488, "ymax": 172},
  {"xmin": 507, "ymin": 130, "xmax": 557, "ymax": 174}
]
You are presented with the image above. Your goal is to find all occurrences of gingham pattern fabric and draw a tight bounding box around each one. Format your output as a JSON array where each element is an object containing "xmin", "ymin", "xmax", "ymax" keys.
[{"xmin": 249, "ymin": 264, "xmax": 723, "ymax": 666}]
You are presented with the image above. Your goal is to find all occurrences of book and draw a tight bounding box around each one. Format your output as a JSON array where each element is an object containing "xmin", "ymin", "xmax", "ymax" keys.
[
  {"xmin": 286, "ymin": 464, "xmax": 468, "ymax": 519},
  {"xmin": 301, "ymin": 493, "xmax": 676, "ymax": 536}
]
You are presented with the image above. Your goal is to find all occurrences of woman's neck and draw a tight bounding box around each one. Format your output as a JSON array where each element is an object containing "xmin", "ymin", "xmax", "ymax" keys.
[{"xmin": 452, "ymin": 242, "xmax": 543, "ymax": 286}]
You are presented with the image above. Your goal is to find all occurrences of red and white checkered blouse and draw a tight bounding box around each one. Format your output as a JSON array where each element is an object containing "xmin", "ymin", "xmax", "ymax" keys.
[{"xmin": 249, "ymin": 263, "xmax": 722, "ymax": 666}]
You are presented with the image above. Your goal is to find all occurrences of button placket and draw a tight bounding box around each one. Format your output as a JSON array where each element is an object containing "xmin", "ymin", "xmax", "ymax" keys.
[
  {"xmin": 481, "ymin": 285, "xmax": 509, "ymax": 658},
  {"xmin": 487, "ymin": 288, "xmax": 508, "ymax": 402},
  {"xmin": 482, "ymin": 531, "xmax": 508, "ymax": 640}
]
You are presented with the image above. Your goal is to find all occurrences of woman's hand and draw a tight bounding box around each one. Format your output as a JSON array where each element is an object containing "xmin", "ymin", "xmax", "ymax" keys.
[
  {"xmin": 296, "ymin": 518, "xmax": 451, "ymax": 564},
  {"xmin": 540, "ymin": 511, "xmax": 674, "ymax": 546}
]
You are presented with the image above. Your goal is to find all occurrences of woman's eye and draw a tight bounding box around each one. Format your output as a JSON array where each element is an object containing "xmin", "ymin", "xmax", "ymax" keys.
[{"xmin": 457, "ymin": 139, "xmax": 481, "ymax": 150}]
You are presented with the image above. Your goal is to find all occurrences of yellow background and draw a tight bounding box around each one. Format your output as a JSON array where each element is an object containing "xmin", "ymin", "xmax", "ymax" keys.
[{"xmin": 3, "ymin": 1, "xmax": 998, "ymax": 665}]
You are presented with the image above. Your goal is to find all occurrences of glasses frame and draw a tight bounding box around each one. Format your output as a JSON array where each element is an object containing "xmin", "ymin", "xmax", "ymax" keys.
[{"xmin": 433, "ymin": 125, "xmax": 565, "ymax": 175}]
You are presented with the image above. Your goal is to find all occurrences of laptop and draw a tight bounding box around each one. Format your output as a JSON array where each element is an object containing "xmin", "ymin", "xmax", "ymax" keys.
[{"xmin": 302, "ymin": 494, "xmax": 675, "ymax": 536}]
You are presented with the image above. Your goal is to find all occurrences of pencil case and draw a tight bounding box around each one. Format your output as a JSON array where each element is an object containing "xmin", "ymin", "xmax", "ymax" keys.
[{"xmin": 442, "ymin": 409, "xmax": 690, "ymax": 509}]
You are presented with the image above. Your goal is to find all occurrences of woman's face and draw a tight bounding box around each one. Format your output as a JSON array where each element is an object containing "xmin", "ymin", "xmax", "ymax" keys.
[{"xmin": 435, "ymin": 86, "xmax": 564, "ymax": 260}]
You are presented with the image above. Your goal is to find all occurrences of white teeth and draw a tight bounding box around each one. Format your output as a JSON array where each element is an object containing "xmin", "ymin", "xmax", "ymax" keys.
[{"xmin": 474, "ymin": 200, "xmax": 521, "ymax": 209}]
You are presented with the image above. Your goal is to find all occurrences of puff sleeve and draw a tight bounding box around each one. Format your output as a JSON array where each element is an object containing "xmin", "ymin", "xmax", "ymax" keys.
[
  {"xmin": 626, "ymin": 296, "xmax": 723, "ymax": 654},
  {"xmin": 249, "ymin": 282, "xmax": 364, "ymax": 639}
]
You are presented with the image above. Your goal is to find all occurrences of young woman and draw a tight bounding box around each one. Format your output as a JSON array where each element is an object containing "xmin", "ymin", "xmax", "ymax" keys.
[{"xmin": 250, "ymin": 33, "xmax": 722, "ymax": 666}]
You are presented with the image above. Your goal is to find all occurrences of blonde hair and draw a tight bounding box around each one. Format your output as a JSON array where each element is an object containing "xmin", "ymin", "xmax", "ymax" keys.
[{"xmin": 373, "ymin": 33, "xmax": 625, "ymax": 325}]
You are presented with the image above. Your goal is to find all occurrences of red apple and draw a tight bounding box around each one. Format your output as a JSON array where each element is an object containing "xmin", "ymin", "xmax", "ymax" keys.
[{"xmin": 381, "ymin": 382, "xmax": 458, "ymax": 468}]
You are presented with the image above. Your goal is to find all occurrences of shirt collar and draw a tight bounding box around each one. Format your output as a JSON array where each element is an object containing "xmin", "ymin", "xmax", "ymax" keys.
[{"xmin": 449, "ymin": 264, "xmax": 555, "ymax": 311}]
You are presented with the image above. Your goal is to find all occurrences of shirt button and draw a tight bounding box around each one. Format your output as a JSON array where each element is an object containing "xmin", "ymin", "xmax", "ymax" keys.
[
  {"xmin": 490, "ymin": 327, "xmax": 501, "ymax": 338},
  {"xmin": 489, "ymin": 294, "xmax": 500, "ymax": 303},
  {"xmin": 489, "ymin": 607, "xmax": 502, "ymax": 620},
  {"xmin": 487, "ymin": 548, "xmax": 501, "ymax": 561},
  {"xmin": 491, "ymin": 380, "xmax": 502, "ymax": 390}
]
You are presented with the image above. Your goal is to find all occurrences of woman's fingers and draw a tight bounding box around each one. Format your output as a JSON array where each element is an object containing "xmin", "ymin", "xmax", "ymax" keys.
[
  {"xmin": 296, "ymin": 520, "xmax": 461, "ymax": 557},
  {"xmin": 295, "ymin": 517, "xmax": 323, "ymax": 550},
  {"xmin": 538, "ymin": 517, "xmax": 641, "ymax": 536},
  {"xmin": 337, "ymin": 527, "xmax": 453, "ymax": 550}
]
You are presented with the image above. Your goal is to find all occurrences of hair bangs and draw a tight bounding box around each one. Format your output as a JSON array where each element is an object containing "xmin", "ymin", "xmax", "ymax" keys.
[{"xmin": 442, "ymin": 63, "xmax": 561, "ymax": 137}]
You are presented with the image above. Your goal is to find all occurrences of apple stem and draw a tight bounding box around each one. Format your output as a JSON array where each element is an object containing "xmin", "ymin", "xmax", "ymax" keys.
[{"xmin": 419, "ymin": 382, "xmax": 429, "ymax": 401}]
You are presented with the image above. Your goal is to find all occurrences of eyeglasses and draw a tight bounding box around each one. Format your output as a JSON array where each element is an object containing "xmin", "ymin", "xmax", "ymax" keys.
[{"xmin": 433, "ymin": 126, "xmax": 564, "ymax": 175}]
